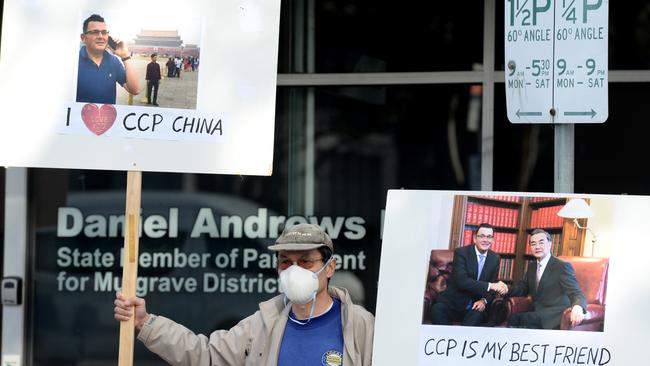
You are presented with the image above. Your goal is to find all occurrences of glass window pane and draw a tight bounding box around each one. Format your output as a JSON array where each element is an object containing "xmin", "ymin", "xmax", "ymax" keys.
[
  {"xmin": 494, "ymin": 83, "xmax": 650, "ymax": 194},
  {"xmin": 305, "ymin": 85, "xmax": 485, "ymax": 194},
  {"xmin": 279, "ymin": 1, "xmax": 485, "ymax": 73},
  {"xmin": 30, "ymin": 168, "xmax": 289, "ymax": 365},
  {"xmin": 609, "ymin": 1, "xmax": 650, "ymax": 69},
  {"xmin": 575, "ymin": 83, "xmax": 650, "ymax": 193}
]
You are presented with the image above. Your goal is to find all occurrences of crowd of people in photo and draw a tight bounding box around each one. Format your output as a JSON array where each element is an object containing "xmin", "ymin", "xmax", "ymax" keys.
[{"xmin": 165, "ymin": 55, "xmax": 199, "ymax": 78}]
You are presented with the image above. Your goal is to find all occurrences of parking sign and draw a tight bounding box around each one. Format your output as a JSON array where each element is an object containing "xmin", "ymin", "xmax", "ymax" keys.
[{"xmin": 505, "ymin": 0, "xmax": 608, "ymax": 123}]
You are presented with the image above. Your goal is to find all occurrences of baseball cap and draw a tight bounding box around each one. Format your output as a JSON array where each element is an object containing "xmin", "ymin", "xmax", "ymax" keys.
[{"xmin": 268, "ymin": 223, "xmax": 333, "ymax": 251}]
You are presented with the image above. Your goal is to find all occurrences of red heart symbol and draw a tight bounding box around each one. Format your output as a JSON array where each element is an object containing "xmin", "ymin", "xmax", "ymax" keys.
[{"xmin": 81, "ymin": 104, "xmax": 117, "ymax": 135}]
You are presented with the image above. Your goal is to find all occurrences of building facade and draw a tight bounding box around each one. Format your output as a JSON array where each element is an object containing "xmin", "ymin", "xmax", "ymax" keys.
[{"xmin": 129, "ymin": 29, "xmax": 200, "ymax": 58}]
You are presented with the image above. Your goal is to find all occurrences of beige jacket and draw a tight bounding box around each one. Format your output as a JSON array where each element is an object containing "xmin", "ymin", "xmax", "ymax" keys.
[{"xmin": 138, "ymin": 286, "xmax": 374, "ymax": 366}]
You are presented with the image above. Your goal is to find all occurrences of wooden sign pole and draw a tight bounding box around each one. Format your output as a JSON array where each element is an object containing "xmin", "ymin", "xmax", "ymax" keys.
[{"xmin": 118, "ymin": 171, "xmax": 142, "ymax": 366}]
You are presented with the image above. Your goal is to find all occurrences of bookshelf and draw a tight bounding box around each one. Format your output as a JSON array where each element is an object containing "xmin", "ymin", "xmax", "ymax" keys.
[{"xmin": 449, "ymin": 195, "xmax": 587, "ymax": 282}]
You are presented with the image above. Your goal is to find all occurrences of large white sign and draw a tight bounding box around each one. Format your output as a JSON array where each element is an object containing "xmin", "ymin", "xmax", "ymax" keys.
[
  {"xmin": 505, "ymin": 0, "xmax": 608, "ymax": 123},
  {"xmin": 0, "ymin": 0, "xmax": 280, "ymax": 175},
  {"xmin": 373, "ymin": 189, "xmax": 650, "ymax": 366}
]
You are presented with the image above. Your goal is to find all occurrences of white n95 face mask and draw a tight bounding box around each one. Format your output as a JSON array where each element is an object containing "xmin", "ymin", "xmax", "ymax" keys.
[{"xmin": 279, "ymin": 258, "xmax": 331, "ymax": 305}]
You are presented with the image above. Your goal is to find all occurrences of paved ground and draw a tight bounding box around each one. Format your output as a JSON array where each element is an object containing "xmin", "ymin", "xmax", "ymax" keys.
[{"xmin": 117, "ymin": 56, "xmax": 199, "ymax": 109}]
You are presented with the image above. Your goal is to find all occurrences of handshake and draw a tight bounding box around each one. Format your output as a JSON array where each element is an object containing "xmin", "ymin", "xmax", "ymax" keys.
[{"xmin": 489, "ymin": 281, "xmax": 509, "ymax": 295}]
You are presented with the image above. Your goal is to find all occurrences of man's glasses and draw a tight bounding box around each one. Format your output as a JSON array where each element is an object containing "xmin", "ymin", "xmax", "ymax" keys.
[
  {"xmin": 278, "ymin": 257, "xmax": 324, "ymax": 270},
  {"xmin": 85, "ymin": 29, "xmax": 109, "ymax": 36},
  {"xmin": 476, "ymin": 234, "xmax": 494, "ymax": 240}
]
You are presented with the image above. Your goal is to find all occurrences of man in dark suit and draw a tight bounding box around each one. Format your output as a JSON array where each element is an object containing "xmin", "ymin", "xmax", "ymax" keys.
[
  {"xmin": 146, "ymin": 53, "xmax": 161, "ymax": 106},
  {"xmin": 507, "ymin": 228, "xmax": 587, "ymax": 329},
  {"xmin": 431, "ymin": 223, "xmax": 508, "ymax": 326}
]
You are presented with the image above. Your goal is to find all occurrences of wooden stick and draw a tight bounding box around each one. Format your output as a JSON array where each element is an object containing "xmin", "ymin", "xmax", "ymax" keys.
[{"xmin": 118, "ymin": 171, "xmax": 142, "ymax": 366}]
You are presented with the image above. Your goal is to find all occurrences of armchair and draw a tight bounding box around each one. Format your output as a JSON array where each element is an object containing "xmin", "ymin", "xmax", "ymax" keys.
[
  {"xmin": 558, "ymin": 256, "xmax": 608, "ymax": 331},
  {"xmin": 496, "ymin": 256, "xmax": 608, "ymax": 331},
  {"xmin": 422, "ymin": 249, "xmax": 453, "ymax": 324}
]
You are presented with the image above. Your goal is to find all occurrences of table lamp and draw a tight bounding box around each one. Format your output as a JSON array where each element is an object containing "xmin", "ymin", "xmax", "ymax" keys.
[{"xmin": 557, "ymin": 198, "xmax": 597, "ymax": 256}]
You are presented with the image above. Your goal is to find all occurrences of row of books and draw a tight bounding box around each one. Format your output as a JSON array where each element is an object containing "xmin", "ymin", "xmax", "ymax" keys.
[
  {"xmin": 529, "ymin": 205, "xmax": 564, "ymax": 228},
  {"xmin": 498, "ymin": 258, "xmax": 515, "ymax": 280},
  {"xmin": 474, "ymin": 196, "xmax": 561, "ymax": 204},
  {"xmin": 530, "ymin": 197, "xmax": 562, "ymax": 203},
  {"xmin": 524, "ymin": 233, "xmax": 563, "ymax": 256},
  {"xmin": 462, "ymin": 229, "xmax": 518, "ymax": 254},
  {"xmin": 475, "ymin": 195, "xmax": 522, "ymax": 203},
  {"xmin": 464, "ymin": 203, "xmax": 519, "ymax": 228}
]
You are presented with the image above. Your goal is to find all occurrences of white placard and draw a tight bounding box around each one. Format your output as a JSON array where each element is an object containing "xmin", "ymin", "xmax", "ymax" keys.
[
  {"xmin": 373, "ymin": 189, "xmax": 650, "ymax": 366},
  {"xmin": 505, "ymin": 0, "xmax": 608, "ymax": 123},
  {"xmin": 0, "ymin": 0, "xmax": 280, "ymax": 175}
]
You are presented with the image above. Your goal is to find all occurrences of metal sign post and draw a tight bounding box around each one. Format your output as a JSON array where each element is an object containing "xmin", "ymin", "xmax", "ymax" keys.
[{"xmin": 554, "ymin": 124, "xmax": 574, "ymax": 192}]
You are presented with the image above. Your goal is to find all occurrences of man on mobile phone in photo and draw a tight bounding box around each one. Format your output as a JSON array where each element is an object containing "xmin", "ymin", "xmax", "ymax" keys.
[{"xmin": 76, "ymin": 14, "xmax": 139, "ymax": 104}]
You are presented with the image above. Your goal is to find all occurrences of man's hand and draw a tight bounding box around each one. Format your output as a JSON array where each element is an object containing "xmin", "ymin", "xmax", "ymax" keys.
[
  {"xmin": 570, "ymin": 305, "xmax": 585, "ymax": 327},
  {"xmin": 111, "ymin": 37, "xmax": 130, "ymax": 59},
  {"xmin": 471, "ymin": 299, "xmax": 486, "ymax": 312},
  {"xmin": 114, "ymin": 291, "xmax": 149, "ymax": 330},
  {"xmin": 489, "ymin": 281, "xmax": 509, "ymax": 295}
]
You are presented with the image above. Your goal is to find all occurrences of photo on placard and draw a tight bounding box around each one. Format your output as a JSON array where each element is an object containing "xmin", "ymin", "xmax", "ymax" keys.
[
  {"xmin": 422, "ymin": 194, "xmax": 609, "ymax": 333},
  {"xmin": 0, "ymin": 0, "xmax": 280, "ymax": 174},
  {"xmin": 376, "ymin": 191, "xmax": 650, "ymax": 365},
  {"xmin": 75, "ymin": 10, "xmax": 202, "ymax": 109}
]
